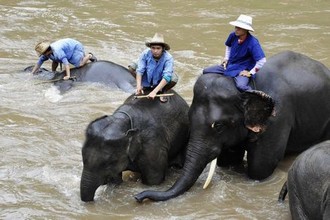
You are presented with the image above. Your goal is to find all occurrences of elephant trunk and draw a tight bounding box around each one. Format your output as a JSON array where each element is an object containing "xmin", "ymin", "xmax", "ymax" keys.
[
  {"xmin": 135, "ymin": 141, "xmax": 214, "ymax": 202},
  {"xmin": 80, "ymin": 169, "xmax": 102, "ymax": 202}
]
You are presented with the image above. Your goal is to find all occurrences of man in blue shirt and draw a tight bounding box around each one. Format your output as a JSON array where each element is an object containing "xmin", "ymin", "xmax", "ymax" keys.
[
  {"xmin": 31, "ymin": 38, "xmax": 97, "ymax": 80},
  {"xmin": 203, "ymin": 14, "xmax": 266, "ymax": 91},
  {"xmin": 135, "ymin": 33, "xmax": 176, "ymax": 103}
]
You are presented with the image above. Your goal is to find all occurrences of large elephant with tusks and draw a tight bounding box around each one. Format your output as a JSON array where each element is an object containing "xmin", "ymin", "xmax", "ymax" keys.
[
  {"xmin": 134, "ymin": 51, "xmax": 330, "ymax": 202},
  {"xmin": 278, "ymin": 140, "xmax": 330, "ymax": 220},
  {"xmin": 80, "ymin": 90, "xmax": 189, "ymax": 202}
]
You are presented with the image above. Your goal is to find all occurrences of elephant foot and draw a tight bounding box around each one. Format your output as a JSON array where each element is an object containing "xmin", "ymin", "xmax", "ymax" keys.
[
  {"xmin": 107, "ymin": 174, "xmax": 123, "ymax": 185},
  {"xmin": 122, "ymin": 171, "xmax": 141, "ymax": 182},
  {"xmin": 231, "ymin": 163, "xmax": 246, "ymax": 174}
]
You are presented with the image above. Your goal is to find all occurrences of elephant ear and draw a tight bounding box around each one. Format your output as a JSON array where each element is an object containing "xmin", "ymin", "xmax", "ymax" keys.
[
  {"xmin": 126, "ymin": 129, "xmax": 142, "ymax": 162},
  {"xmin": 241, "ymin": 90, "xmax": 275, "ymax": 132}
]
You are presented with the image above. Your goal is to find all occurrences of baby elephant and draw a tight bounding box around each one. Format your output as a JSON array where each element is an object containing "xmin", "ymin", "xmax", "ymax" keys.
[
  {"xmin": 279, "ymin": 140, "xmax": 330, "ymax": 220},
  {"xmin": 80, "ymin": 90, "xmax": 189, "ymax": 202}
]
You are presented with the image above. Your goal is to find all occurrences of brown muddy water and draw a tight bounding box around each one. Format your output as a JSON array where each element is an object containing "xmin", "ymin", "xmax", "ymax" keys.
[{"xmin": 1, "ymin": 0, "xmax": 330, "ymax": 219}]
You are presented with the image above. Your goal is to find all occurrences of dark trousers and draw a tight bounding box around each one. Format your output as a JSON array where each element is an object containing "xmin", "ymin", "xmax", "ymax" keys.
[{"xmin": 143, "ymin": 81, "xmax": 176, "ymax": 94}]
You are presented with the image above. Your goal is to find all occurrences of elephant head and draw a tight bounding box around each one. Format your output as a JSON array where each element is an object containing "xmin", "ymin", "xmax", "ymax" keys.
[
  {"xmin": 134, "ymin": 74, "xmax": 275, "ymax": 202},
  {"xmin": 80, "ymin": 114, "xmax": 140, "ymax": 202}
]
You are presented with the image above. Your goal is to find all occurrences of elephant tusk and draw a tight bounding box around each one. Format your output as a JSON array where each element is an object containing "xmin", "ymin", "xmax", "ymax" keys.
[
  {"xmin": 211, "ymin": 122, "xmax": 215, "ymax": 128},
  {"xmin": 203, "ymin": 158, "xmax": 217, "ymax": 189}
]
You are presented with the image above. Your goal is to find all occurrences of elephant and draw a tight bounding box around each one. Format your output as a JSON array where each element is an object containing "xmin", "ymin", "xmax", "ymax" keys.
[
  {"xmin": 134, "ymin": 50, "xmax": 330, "ymax": 202},
  {"xmin": 278, "ymin": 140, "xmax": 330, "ymax": 220},
  {"xmin": 80, "ymin": 90, "xmax": 190, "ymax": 202},
  {"xmin": 24, "ymin": 60, "xmax": 136, "ymax": 93}
]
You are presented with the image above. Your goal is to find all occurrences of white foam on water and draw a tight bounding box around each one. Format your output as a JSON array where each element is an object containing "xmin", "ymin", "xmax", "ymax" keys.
[{"xmin": 44, "ymin": 86, "xmax": 63, "ymax": 103}]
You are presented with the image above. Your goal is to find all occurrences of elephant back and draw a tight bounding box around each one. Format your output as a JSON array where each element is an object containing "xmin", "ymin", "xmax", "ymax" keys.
[{"xmin": 117, "ymin": 90, "xmax": 190, "ymax": 155}]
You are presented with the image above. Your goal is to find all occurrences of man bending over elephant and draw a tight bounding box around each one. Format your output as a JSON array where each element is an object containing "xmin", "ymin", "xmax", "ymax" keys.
[
  {"xmin": 134, "ymin": 33, "xmax": 177, "ymax": 103},
  {"xmin": 31, "ymin": 38, "xmax": 97, "ymax": 80},
  {"xmin": 203, "ymin": 14, "xmax": 266, "ymax": 91}
]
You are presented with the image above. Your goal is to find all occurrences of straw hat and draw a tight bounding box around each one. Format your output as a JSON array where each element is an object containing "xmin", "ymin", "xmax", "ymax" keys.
[
  {"xmin": 35, "ymin": 40, "xmax": 51, "ymax": 56},
  {"xmin": 229, "ymin": 14, "xmax": 254, "ymax": 32},
  {"xmin": 145, "ymin": 33, "xmax": 170, "ymax": 50}
]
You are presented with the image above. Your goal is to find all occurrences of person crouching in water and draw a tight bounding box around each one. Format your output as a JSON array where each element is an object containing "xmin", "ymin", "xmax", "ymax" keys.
[{"xmin": 31, "ymin": 38, "xmax": 97, "ymax": 80}]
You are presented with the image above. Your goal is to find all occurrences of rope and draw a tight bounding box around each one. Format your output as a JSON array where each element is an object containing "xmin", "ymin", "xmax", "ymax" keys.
[{"xmin": 116, "ymin": 110, "xmax": 136, "ymax": 135}]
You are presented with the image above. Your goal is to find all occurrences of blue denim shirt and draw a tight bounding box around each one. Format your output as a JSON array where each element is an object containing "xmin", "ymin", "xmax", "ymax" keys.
[
  {"xmin": 37, "ymin": 38, "xmax": 84, "ymax": 67},
  {"xmin": 136, "ymin": 49, "xmax": 173, "ymax": 87},
  {"xmin": 224, "ymin": 32, "xmax": 265, "ymax": 77}
]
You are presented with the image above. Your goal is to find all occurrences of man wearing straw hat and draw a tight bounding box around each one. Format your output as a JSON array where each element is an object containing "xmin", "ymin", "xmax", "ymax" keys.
[
  {"xmin": 203, "ymin": 14, "xmax": 266, "ymax": 91},
  {"xmin": 134, "ymin": 33, "xmax": 177, "ymax": 103},
  {"xmin": 31, "ymin": 38, "xmax": 97, "ymax": 80}
]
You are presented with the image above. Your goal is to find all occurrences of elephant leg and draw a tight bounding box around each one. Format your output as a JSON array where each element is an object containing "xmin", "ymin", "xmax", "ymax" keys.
[
  {"xmin": 288, "ymin": 180, "xmax": 308, "ymax": 220},
  {"xmin": 168, "ymin": 151, "xmax": 185, "ymax": 169},
  {"xmin": 217, "ymin": 145, "xmax": 245, "ymax": 167},
  {"xmin": 289, "ymin": 197, "xmax": 308, "ymax": 220},
  {"xmin": 139, "ymin": 147, "xmax": 168, "ymax": 185},
  {"xmin": 246, "ymin": 122, "xmax": 291, "ymax": 180},
  {"xmin": 322, "ymin": 185, "xmax": 330, "ymax": 220}
]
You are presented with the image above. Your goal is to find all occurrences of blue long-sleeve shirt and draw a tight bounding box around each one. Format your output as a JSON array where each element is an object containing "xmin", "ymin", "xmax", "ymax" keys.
[
  {"xmin": 224, "ymin": 32, "xmax": 265, "ymax": 77},
  {"xmin": 136, "ymin": 49, "xmax": 173, "ymax": 87},
  {"xmin": 37, "ymin": 38, "xmax": 84, "ymax": 67}
]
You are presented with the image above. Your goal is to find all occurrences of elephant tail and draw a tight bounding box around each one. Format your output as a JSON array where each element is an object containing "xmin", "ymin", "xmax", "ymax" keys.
[{"xmin": 278, "ymin": 180, "xmax": 288, "ymax": 202}]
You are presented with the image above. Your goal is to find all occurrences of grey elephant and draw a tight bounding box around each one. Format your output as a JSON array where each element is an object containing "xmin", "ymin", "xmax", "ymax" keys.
[
  {"xmin": 278, "ymin": 140, "xmax": 330, "ymax": 220},
  {"xmin": 80, "ymin": 90, "xmax": 189, "ymax": 202},
  {"xmin": 134, "ymin": 50, "xmax": 330, "ymax": 202},
  {"xmin": 25, "ymin": 60, "xmax": 136, "ymax": 93}
]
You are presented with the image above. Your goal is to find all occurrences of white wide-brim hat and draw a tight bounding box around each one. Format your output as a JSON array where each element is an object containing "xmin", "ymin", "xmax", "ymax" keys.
[
  {"xmin": 35, "ymin": 40, "xmax": 51, "ymax": 56},
  {"xmin": 229, "ymin": 14, "xmax": 254, "ymax": 32},
  {"xmin": 145, "ymin": 33, "xmax": 170, "ymax": 50}
]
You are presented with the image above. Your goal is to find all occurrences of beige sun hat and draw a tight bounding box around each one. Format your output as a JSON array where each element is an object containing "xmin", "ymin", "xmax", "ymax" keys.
[
  {"xmin": 35, "ymin": 40, "xmax": 51, "ymax": 56},
  {"xmin": 229, "ymin": 14, "xmax": 254, "ymax": 32},
  {"xmin": 145, "ymin": 33, "xmax": 170, "ymax": 50}
]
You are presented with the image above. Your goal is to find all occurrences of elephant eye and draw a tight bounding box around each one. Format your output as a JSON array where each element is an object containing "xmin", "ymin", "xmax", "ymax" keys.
[{"xmin": 212, "ymin": 122, "xmax": 226, "ymax": 134}]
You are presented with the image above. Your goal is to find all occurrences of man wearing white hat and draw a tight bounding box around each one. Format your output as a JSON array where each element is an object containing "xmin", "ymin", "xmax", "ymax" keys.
[
  {"xmin": 31, "ymin": 38, "xmax": 97, "ymax": 80},
  {"xmin": 135, "ymin": 33, "xmax": 177, "ymax": 103},
  {"xmin": 203, "ymin": 14, "xmax": 266, "ymax": 91}
]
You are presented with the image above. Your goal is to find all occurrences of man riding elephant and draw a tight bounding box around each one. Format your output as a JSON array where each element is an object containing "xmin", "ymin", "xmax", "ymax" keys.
[
  {"xmin": 31, "ymin": 38, "xmax": 97, "ymax": 80},
  {"xmin": 203, "ymin": 14, "xmax": 266, "ymax": 91},
  {"xmin": 134, "ymin": 33, "xmax": 178, "ymax": 103}
]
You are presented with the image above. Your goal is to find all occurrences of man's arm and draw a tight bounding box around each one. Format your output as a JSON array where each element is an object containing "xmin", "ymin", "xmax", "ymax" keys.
[
  {"xmin": 31, "ymin": 63, "xmax": 41, "ymax": 75},
  {"xmin": 250, "ymin": 57, "xmax": 266, "ymax": 75},
  {"xmin": 148, "ymin": 79, "xmax": 168, "ymax": 99},
  {"xmin": 31, "ymin": 56, "xmax": 48, "ymax": 74},
  {"xmin": 240, "ymin": 57, "xmax": 267, "ymax": 77},
  {"xmin": 63, "ymin": 64, "xmax": 71, "ymax": 80},
  {"xmin": 135, "ymin": 73, "xmax": 143, "ymax": 95},
  {"xmin": 222, "ymin": 46, "xmax": 231, "ymax": 69}
]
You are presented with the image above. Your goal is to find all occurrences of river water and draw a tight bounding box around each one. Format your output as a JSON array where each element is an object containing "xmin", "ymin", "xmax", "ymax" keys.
[{"xmin": 1, "ymin": 0, "xmax": 330, "ymax": 219}]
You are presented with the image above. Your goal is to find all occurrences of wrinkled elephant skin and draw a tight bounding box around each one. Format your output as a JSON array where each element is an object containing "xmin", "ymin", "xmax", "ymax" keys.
[
  {"xmin": 279, "ymin": 140, "xmax": 330, "ymax": 220},
  {"xmin": 80, "ymin": 90, "xmax": 189, "ymax": 202},
  {"xmin": 134, "ymin": 50, "xmax": 330, "ymax": 202}
]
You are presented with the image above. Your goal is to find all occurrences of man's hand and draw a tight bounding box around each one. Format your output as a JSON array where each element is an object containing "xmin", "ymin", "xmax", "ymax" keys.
[
  {"xmin": 221, "ymin": 59, "xmax": 228, "ymax": 70},
  {"xmin": 135, "ymin": 86, "xmax": 144, "ymax": 95},
  {"xmin": 239, "ymin": 70, "xmax": 252, "ymax": 77},
  {"xmin": 147, "ymin": 90, "xmax": 157, "ymax": 99}
]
